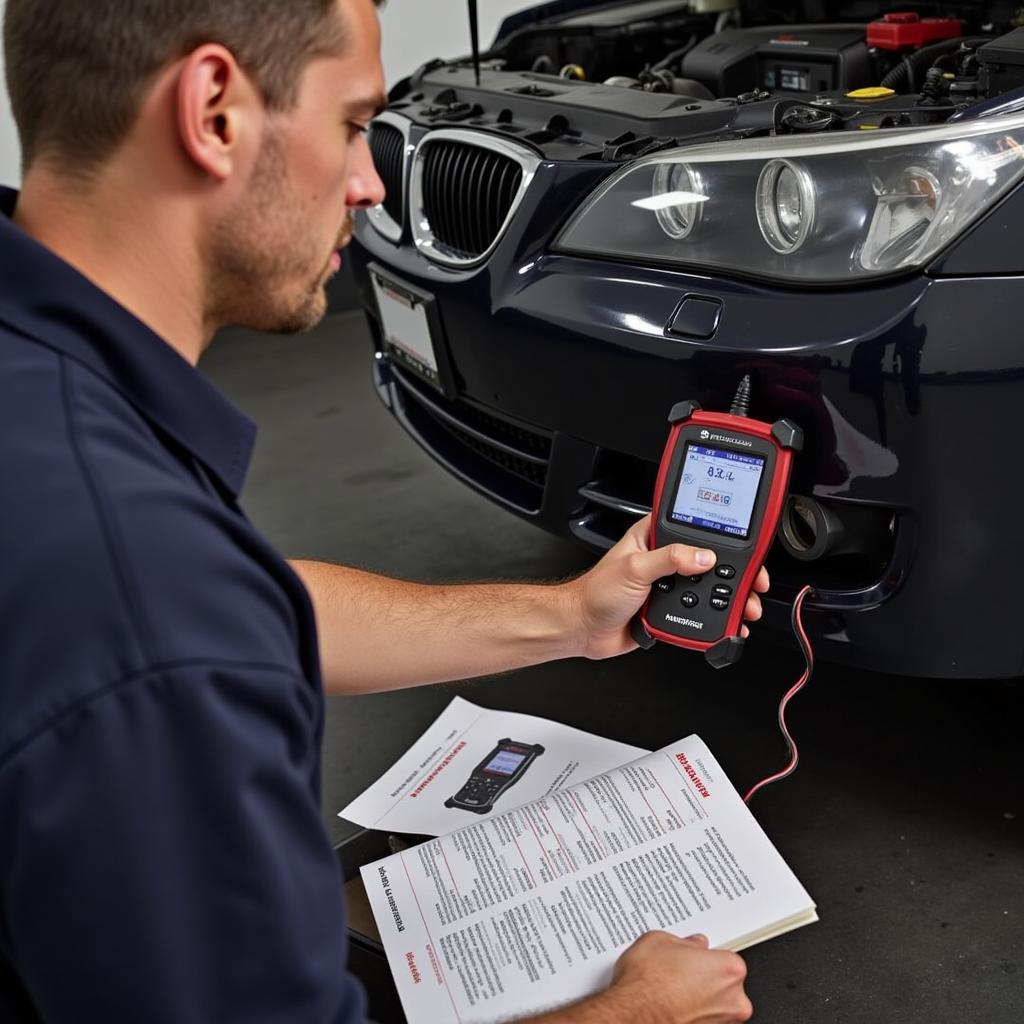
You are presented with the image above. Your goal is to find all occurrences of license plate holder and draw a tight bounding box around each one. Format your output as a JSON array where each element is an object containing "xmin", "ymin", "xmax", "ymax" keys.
[{"xmin": 369, "ymin": 264, "xmax": 456, "ymax": 398}]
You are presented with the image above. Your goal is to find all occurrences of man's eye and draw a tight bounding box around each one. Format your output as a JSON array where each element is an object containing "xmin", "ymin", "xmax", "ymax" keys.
[{"xmin": 347, "ymin": 122, "xmax": 369, "ymax": 139}]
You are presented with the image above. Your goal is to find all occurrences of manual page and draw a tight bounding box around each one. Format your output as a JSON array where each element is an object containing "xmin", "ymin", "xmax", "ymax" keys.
[
  {"xmin": 340, "ymin": 697, "xmax": 647, "ymax": 837},
  {"xmin": 361, "ymin": 734, "xmax": 817, "ymax": 1024}
]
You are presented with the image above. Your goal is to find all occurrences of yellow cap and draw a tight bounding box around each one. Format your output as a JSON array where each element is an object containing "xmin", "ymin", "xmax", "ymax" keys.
[{"xmin": 846, "ymin": 87, "xmax": 897, "ymax": 99}]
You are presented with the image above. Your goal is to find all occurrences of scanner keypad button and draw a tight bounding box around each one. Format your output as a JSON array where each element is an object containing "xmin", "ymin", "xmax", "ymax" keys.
[
  {"xmin": 710, "ymin": 597, "xmax": 730, "ymax": 611},
  {"xmin": 655, "ymin": 576, "xmax": 675, "ymax": 593},
  {"xmin": 711, "ymin": 584, "xmax": 733, "ymax": 597},
  {"xmin": 680, "ymin": 592, "xmax": 699, "ymax": 609},
  {"xmin": 715, "ymin": 565, "xmax": 736, "ymax": 579},
  {"xmin": 687, "ymin": 575, "xmax": 705, "ymax": 583}
]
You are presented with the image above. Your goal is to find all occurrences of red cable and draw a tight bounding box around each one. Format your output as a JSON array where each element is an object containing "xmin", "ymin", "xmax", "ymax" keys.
[{"xmin": 743, "ymin": 584, "xmax": 814, "ymax": 804}]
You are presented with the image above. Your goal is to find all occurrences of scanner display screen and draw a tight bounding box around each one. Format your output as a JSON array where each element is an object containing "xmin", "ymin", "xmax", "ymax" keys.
[
  {"xmin": 484, "ymin": 750, "xmax": 528, "ymax": 775},
  {"xmin": 669, "ymin": 444, "xmax": 766, "ymax": 539}
]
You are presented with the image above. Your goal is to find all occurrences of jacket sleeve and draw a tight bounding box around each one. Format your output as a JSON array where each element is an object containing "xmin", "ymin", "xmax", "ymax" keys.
[{"xmin": 0, "ymin": 660, "xmax": 368, "ymax": 1024}]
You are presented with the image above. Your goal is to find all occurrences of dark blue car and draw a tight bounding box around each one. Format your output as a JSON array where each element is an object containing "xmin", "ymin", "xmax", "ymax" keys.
[{"xmin": 350, "ymin": 0, "xmax": 1024, "ymax": 677}]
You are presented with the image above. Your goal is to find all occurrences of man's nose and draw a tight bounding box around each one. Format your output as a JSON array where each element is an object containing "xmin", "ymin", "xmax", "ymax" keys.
[{"xmin": 348, "ymin": 136, "xmax": 387, "ymax": 210}]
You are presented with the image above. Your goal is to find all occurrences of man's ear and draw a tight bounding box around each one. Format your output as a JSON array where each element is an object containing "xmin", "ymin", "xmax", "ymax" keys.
[{"xmin": 176, "ymin": 44, "xmax": 258, "ymax": 181}]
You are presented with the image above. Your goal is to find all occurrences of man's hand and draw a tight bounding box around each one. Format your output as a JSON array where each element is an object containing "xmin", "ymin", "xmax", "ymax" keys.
[
  {"xmin": 563, "ymin": 514, "xmax": 769, "ymax": 660},
  {"xmin": 528, "ymin": 932, "xmax": 752, "ymax": 1024},
  {"xmin": 606, "ymin": 932, "xmax": 753, "ymax": 1023}
]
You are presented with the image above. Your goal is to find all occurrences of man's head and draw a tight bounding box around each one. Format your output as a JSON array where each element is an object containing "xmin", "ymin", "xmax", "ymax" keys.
[{"xmin": 3, "ymin": 0, "xmax": 387, "ymax": 341}]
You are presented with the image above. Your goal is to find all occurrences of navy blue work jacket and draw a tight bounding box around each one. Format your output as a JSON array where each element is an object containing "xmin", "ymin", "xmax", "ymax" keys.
[{"xmin": 0, "ymin": 188, "xmax": 366, "ymax": 1023}]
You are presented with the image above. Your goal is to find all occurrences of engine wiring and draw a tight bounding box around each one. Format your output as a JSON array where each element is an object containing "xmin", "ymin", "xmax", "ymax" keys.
[
  {"xmin": 743, "ymin": 583, "xmax": 815, "ymax": 804},
  {"xmin": 836, "ymin": 103, "xmax": 960, "ymax": 122}
]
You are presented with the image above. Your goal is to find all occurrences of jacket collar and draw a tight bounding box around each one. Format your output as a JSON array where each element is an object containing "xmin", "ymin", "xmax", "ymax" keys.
[{"xmin": 0, "ymin": 186, "xmax": 256, "ymax": 497}]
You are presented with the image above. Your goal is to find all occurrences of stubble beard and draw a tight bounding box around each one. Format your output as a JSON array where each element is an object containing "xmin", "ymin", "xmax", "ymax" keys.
[{"xmin": 205, "ymin": 131, "xmax": 350, "ymax": 336}]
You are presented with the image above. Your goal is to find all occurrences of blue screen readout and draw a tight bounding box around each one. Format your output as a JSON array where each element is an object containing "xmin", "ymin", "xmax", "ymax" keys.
[
  {"xmin": 484, "ymin": 750, "xmax": 528, "ymax": 775},
  {"xmin": 669, "ymin": 444, "xmax": 766, "ymax": 538}
]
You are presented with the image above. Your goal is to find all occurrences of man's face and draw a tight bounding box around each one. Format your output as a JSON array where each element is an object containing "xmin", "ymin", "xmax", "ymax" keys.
[{"xmin": 206, "ymin": 0, "xmax": 386, "ymax": 335}]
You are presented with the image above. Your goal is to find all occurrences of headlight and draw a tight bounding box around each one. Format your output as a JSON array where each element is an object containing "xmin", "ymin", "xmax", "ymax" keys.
[{"xmin": 555, "ymin": 111, "xmax": 1024, "ymax": 283}]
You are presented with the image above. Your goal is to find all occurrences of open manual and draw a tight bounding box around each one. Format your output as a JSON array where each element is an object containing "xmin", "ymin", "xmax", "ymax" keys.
[{"xmin": 342, "ymin": 699, "xmax": 817, "ymax": 1024}]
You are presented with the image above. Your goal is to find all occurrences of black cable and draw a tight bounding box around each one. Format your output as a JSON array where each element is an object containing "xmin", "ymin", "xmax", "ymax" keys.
[
  {"xmin": 879, "ymin": 35, "xmax": 991, "ymax": 92},
  {"xmin": 790, "ymin": 584, "xmax": 814, "ymax": 679},
  {"xmin": 651, "ymin": 35, "xmax": 699, "ymax": 73},
  {"xmin": 920, "ymin": 66, "xmax": 947, "ymax": 105},
  {"xmin": 730, "ymin": 375, "xmax": 752, "ymax": 418},
  {"xmin": 837, "ymin": 103, "xmax": 959, "ymax": 121}
]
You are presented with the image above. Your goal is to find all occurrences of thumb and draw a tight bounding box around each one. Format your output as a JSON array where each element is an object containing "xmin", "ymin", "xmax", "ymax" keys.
[{"xmin": 630, "ymin": 542, "xmax": 717, "ymax": 585}]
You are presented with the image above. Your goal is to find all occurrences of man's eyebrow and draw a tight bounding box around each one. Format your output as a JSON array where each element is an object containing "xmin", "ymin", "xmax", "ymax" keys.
[{"xmin": 350, "ymin": 93, "xmax": 388, "ymax": 119}]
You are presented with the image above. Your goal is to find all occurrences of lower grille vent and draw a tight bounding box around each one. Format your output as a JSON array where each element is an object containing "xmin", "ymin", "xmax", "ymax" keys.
[{"xmin": 390, "ymin": 366, "xmax": 550, "ymax": 512}]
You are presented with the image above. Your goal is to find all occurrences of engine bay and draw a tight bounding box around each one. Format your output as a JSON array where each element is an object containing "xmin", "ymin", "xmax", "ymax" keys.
[
  {"xmin": 486, "ymin": 1, "xmax": 1012, "ymax": 89},
  {"xmin": 388, "ymin": 2, "xmax": 1024, "ymax": 158}
]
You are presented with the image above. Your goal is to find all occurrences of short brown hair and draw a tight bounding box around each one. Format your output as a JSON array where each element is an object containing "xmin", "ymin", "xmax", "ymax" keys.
[{"xmin": 3, "ymin": 0, "xmax": 359, "ymax": 174}]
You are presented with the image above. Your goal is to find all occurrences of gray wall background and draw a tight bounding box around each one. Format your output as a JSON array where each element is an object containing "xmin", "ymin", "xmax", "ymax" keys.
[
  {"xmin": 0, "ymin": 0, "xmax": 17, "ymax": 186},
  {"xmin": 0, "ymin": 0, "xmax": 530, "ymax": 187}
]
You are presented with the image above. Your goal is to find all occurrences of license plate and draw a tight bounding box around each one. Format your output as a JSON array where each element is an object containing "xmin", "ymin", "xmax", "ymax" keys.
[{"xmin": 370, "ymin": 270, "xmax": 451, "ymax": 395}]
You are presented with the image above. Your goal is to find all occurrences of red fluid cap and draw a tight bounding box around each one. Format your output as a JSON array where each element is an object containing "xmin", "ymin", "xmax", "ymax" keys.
[{"xmin": 867, "ymin": 12, "xmax": 963, "ymax": 51}]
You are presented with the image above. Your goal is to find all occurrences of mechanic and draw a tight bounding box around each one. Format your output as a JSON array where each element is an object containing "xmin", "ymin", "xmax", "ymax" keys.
[{"xmin": 0, "ymin": 2, "xmax": 766, "ymax": 1022}]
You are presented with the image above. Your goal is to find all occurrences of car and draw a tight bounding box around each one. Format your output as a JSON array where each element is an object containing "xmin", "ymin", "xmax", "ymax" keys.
[{"xmin": 348, "ymin": 0, "xmax": 1024, "ymax": 678}]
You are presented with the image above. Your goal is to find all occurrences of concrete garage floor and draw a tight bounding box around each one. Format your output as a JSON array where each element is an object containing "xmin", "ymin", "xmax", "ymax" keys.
[{"xmin": 202, "ymin": 311, "xmax": 1022, "ymax": 1024}]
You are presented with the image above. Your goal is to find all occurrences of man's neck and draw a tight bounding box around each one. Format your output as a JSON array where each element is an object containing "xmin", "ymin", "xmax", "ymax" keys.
[{"xmin": 14, "ymin": 166, "xmax": 211, "ymax": 366}]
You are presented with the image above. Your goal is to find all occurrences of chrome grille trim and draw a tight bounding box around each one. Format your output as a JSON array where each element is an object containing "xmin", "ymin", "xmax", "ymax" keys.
[
  {"xmin": 409, "ymin": 129, "xmax": 541, "ymax": 268},
  {"xmin": 366, "ymin": 112, "xmax": 413, "ymax": 243}
]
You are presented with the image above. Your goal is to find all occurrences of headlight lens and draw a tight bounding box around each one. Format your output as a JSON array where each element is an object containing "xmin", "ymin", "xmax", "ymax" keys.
[
  {"xmin": 555, "ymin": 112, "xmax": 1024, "ymax": 283},
  {"xmin": 650, "ymin": 162, "xmax": 705, "ymax": 239},
  {"xmin": 756, "ymin": 159, "xmax": 815, "ymax": 253}
]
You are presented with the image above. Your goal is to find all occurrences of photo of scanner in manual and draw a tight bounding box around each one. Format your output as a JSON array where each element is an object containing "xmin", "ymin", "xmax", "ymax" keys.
[
  {"xmin": 339, "ymin": 697, "xmax": 648, "ymax": 837},
  {"xmin": 444, "ymin": 738, "xmax": 545, "ymax": 814}
]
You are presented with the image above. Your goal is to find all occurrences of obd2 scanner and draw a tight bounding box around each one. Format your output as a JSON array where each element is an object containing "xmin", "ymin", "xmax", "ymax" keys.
[{"xmin": 632, "ymin": 376, "xmax": 803, "ymax": 668}]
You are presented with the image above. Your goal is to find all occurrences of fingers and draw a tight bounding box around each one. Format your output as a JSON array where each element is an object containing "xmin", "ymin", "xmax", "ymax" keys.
[
  {"xmin": 625, "ymin": 521, "xmax": 768, "ymax": 594},
  {"xmin": 628, "ymin": 543, "xmax": 716, "ymax": 586},
  {"xmin": 737, "ymin": 572, "xmax": 768, "ymax": 639},
  {"xmin": 612, "ymin": 930, "xmax": 753, "ymax": 1022},
  {"xmin": 624, "ymin": 513, "xmax": 652, "ymax": 549},
  {"xmin": 621, "ymin": 521, "xmax": 768, "ymax": 641}
]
